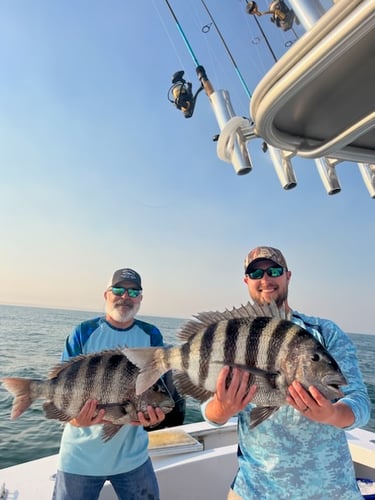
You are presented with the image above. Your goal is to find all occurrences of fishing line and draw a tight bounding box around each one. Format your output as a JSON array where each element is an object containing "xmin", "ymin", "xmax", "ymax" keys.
[
  {"xmin": 163, "ymin": 0, "xmax": 200, "ymax": 67},
  {"xmin": 200, "ymin": 0, "xmax": 252, "ymax": 99},
  {"xmin": 244, "ymin": 0, "xmax": 278, "ymax": 62},
  {"xmin": 151, "ymin": 0, "xmax": 186, "ymax": 70},
  {"xmin": 189, "ymin": 2, "xmax": 221, "ymax": 87},
  {"xmin": 237, "ymin": 3, "xmax": 270, "ymax": 77}
]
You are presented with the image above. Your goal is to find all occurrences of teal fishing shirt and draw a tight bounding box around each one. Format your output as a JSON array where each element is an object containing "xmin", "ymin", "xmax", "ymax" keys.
[
  {"xmin": 57, "ymin": 317, "xmax": 163, "ymax": 476},
  {"xmin": 203, "ymin": 311, "xmax": 371, "ymax": 500}
]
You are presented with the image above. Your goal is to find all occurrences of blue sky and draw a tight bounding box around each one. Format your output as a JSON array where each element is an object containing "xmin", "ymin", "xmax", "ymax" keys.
[{"xmin": 0, "ymin": 1, "xmax": 374, "ymax": 334}]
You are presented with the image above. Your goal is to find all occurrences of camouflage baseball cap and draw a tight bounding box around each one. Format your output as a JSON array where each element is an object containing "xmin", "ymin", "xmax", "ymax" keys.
[{"xmin": 244, "ymin": 246, "xmax": 287, "ymax": 272}]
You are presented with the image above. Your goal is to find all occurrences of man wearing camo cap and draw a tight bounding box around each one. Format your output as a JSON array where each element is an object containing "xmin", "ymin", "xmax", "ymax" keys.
[
  {"xmin": 243, "ymin": 246, "xmax": 290, "ymax": 308},
  {"xmin": 203, "ymin": 245, "xmax": 370, "ymax": 500}
]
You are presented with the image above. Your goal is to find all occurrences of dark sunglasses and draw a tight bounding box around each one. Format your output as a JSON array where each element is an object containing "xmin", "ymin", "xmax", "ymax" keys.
[
  {"xmin": 110, "ymin": 287, "xmax": 142, "ymax": 298},
  {"xmin": 247, "ymin": 266, "xmax": 284, "ymax": 280}
]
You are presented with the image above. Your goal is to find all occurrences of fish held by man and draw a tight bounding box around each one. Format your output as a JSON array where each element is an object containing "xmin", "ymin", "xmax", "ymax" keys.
[
  {"xmin": 1, "ymin": 350, "xmax": 175, "ymax": 441},
  {"xmin": 124, "ymin": 302, "xmax": 347, "ymax": 428}
]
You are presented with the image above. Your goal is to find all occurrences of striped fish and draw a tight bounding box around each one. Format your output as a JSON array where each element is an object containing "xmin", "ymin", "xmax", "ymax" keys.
[
  {"xmin": 1, "ymin": 350, "xmax": 175, "ymax": 441},
  {"xmin": 124, "ymin": 302, "xmax": 346, "ymax": 428}
]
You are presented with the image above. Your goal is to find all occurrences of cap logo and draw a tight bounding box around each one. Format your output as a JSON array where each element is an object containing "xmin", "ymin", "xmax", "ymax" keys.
[{"xmin": 120, "ymin": 270, "xmax": 137, "ymax": 280}]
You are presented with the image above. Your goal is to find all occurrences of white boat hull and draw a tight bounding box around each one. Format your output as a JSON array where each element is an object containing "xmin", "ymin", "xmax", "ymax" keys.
[{"xmin": 1, "ymin": 420, "xmax": 374, "ymax": 499}]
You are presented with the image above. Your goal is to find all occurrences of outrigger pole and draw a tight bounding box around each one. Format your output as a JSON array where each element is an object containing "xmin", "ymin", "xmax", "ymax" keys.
[{"xmin": 164, "ymin": 0, "xmax": 254, "ymax": 175}]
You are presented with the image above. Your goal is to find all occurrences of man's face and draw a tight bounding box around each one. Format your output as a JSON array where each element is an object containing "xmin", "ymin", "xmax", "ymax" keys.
[
  {"xmin": 244, "ymin": 259, "xmax": 291, "ymax": 307},
  {"xmin": 104, "ymin": 280, "xmax": 143, "ymax": 324}
]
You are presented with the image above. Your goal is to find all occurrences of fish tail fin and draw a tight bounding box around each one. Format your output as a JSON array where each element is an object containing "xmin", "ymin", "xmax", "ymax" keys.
[
  {"xmin": 1, "ymin": 377, "xmax": 39, "ymax": 419},
  {"xmin": 123, "ymin": 347, "xmax": 168, "ymax": 396}
]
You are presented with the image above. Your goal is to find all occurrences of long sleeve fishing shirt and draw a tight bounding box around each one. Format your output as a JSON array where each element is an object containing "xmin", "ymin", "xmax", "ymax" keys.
[{"xmin": 203, "ymin": 311, "xmax": 371, "ymax": 500}]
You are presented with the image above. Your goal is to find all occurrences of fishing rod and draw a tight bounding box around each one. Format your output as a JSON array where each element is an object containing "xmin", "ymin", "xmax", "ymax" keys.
[
  {"xmin": 164, "ymin": 0, "xmax": 213, "ymax": 118},
  {"xmin": 245, "ymin": 1, "xmax": 278, "ymax": 62},
  {"xmin": 200, "ymin": 0, "xmax": 252, "ymax": 99},
  {"xmin": 163, "ymin": 0, "xmax": 254, "ymax": 175},
  {"xmin": 245, "ymin": 1, "xmax": 300, "ymax": 60},
  {"xmin": 244, "ymin": 0, "xmax": 298, "ymax": 189},
  {"xmin": 164, "ymin": 0, "xmax": 200, "ymax": 67}
]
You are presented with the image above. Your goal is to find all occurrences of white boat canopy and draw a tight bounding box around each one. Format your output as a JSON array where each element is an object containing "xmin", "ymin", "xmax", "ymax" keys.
[{"xmin": 250, "ymin": 0, "xmax": 375, "ymax": 164}]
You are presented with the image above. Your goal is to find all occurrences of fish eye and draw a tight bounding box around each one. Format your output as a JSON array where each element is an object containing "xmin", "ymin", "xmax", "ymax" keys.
[
  {"xmin": 311, "ymin": 353, "xmax": 321, "ymax": 362},
  {"xmin": 152, "ymin": 383, "xmax": 165, "ymax": 393}
]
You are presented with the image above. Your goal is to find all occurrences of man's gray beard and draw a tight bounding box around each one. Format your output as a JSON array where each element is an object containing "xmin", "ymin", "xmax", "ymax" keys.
[{"xmin": 107, "ymin": 301, "xmax": 141, "ymax": 323}]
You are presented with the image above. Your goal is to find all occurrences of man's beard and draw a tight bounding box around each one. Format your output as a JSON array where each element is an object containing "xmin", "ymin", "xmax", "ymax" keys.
[
  {"xmin": 256, "ymin": 290, "xmax": 288, "ymax": 308},
  {"xmin": 107, "ymin": 300, "xmax": 141, "ymax": 323}
]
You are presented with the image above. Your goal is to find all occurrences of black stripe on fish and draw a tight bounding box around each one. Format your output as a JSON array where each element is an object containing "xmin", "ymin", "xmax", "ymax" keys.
[
  {"xmin": 60, "ymin": 358, "xmax": 84, "ymax": 410},
  {"xmin": 181, "ymin": 341, "xmax": 191, "ymax": 371},
  {"xmin": 245, "ymin": 317, "xmax": 272, "ymax": 387},
  {"xmin": 222, "ymin": 319, "xmax": 241, "ymax": 389},
  {"xmin": 266, "ymin": 319, "xmax": 292, "ymax": 371},
  {"xmin": 198, "ymin": 322, "xmax": 218, "ymax": 387},
  {"xmin": 245, "ymin": 317, "xmax": 269, "ymax": 367},
  {"xmin": 103, "ymin": 353, "xmax": 127, "ymax": 402},
  {"xmin": 82, "ymin": 354, "xmax": 103, "ymax": 400},
  {"xmin": 223, "ymin": 319, "xmax": 240, "ymax": 366}
]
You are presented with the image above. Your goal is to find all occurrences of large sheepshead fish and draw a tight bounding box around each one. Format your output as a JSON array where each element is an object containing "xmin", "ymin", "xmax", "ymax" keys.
[
  {"xmin": 124, "ymin": 302, "xmax": 346, "ymax": 428},
  {"xmin": 2, "ymin": 349, "xmax": 175, "ymax": 441}
]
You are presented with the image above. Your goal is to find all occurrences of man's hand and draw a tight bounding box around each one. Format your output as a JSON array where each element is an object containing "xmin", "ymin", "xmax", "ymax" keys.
[
  {"xmin": 69, "ymin": 399, "xmax": 107, "ymax": 427},
  {"xmin": 205, "ymin": 367, "xmax": 257, "ymax": 425},
  {"xmin": 287, "ymin": 380, "xmax": 354, "ymax": 428},
  {"xmin": 132, "ymin": 406, "xmax": 166, "ymax": 428}
]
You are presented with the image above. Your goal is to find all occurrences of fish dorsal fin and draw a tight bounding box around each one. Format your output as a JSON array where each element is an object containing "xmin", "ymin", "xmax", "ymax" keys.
[
  {"xmin": 195, "ymin": 301, "xmax": 289, "ymax": 323},
  {"xmin": 48, "ymin": 348, "xmax": 126, "ymax": 379},
  {"xmin": 176, "ymin": 301, "xmax": 290, "ymax": 342}
]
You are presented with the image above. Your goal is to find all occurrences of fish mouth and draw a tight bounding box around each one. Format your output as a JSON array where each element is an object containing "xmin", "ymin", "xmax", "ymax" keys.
[{"xmin": 322, "ymin": 374, "xmax": 347, "ymax": 397}]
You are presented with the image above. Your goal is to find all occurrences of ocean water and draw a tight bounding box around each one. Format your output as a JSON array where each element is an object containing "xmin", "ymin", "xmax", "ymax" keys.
[{"xmin": 0, "ymin": 304, "xmax": 374, "ymax": 470}]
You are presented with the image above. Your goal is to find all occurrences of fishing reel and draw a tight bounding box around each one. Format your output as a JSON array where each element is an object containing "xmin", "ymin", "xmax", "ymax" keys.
[
  {"xmin": 168, "ymin": 70, "xmax": 203, "ymax": 118},
  {"xmin": 246, "ymin": 1, "xmax": 296, "ymax": 32}
]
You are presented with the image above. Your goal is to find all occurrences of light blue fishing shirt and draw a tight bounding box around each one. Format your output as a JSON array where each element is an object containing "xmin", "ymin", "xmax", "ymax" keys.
[
  {"xmin": 57, "ymin": 317, "xmax": 163, "ymax": 476},
  {"xmin": 202, "ymin": 311, "xmax": 371, "ymax": 500}
]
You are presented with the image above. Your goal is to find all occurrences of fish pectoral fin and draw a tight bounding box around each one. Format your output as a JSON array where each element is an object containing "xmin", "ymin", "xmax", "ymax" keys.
[
  {"xmin": 123, "ymin": 347, "xmax": 166, "ymax": 396},
  {"xmin": 43, "ymin": 401, "xmax": 71, "ymax": 422},
  {"xmin": 101, "ymin": 424, "xmax": 123, "ymax": 442},
  {"xmin": 250, "ymin": 406, "xmax": 279, "ymax": 429},
  {"xmin": 173, "ymin": 373, "xmax": 214, "ymax": 403}
]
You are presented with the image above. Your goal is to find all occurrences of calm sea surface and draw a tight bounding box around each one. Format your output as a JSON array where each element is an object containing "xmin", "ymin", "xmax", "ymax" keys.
[{"xmin": 0, "ymin": 304, "xmax": 374, "ymax": 469}]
